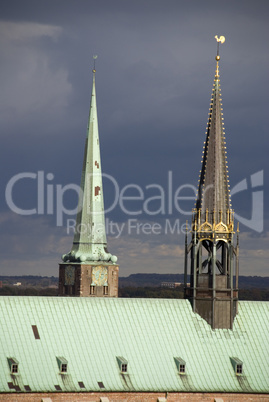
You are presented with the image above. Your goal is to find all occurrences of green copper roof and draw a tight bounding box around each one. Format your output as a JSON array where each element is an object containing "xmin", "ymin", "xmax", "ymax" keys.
[
  {"xmin": 62, "ymin": 69, "xmax": 117, "ymax": 264},
  {"xmin": 0, "ymin": 297, "xmax": 268, "ymax": 394}
]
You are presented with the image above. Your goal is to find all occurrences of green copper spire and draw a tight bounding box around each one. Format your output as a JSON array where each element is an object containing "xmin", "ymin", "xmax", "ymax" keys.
[{"xmin": 62, "ymin": 61, "xmax": 117, "ymax": 264}]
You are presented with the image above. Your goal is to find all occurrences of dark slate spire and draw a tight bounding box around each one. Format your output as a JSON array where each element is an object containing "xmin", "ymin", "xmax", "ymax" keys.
[
  {"xmin": 184, "ymin": 37, "xmax": 239, "ymax": 330},
  {"xmin": 195, "ymin": 35, "xmax": 232, "ymax": 228}
]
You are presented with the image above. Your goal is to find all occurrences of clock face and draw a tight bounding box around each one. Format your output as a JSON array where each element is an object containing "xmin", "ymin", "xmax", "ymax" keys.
[
  {"xmin": 92, "ymin": 266, "xmax": 108, "ymax": 286},
  {"xmin": 65, "ymin": 265, "xmax": 75, "ymax": 285}
]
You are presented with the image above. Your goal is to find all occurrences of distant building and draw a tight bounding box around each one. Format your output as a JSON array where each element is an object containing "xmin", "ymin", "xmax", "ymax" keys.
[{"xmin": 161, "ymin": 282, "xmax": 182, "ymax": 288}]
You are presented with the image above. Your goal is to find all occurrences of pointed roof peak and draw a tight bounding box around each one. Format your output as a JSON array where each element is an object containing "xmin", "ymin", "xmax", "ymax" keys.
[
  {"xmin": 195, "ymin": 35, "xmax": 232, "ymax": 227},
  {"xmin": 92, "ymin": 55, "xmax": 98, "ymax": 74},
  {"xmin": 214, "ymin": 35, "xmax": 225, "ymax": 78},
  {"xmin": 215, "ymin": 35, "xmax": 225, "ymax": 56}
]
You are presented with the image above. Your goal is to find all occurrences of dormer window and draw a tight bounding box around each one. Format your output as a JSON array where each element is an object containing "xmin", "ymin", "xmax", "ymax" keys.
[
  {"xmin": 236, "ymin": 364, "xmax": 243, "ymax": 374},
  {"xmin": 174, "ymin": 357, "xmax": 186, "ymax": 374},
  {"xmin": 116, "ymin": 356, "xmax": 128, "ymax": 373},
  {"xmin": 61, "ymin": 363, "xmax": 67, "ymax": 373},
  {"xmin": 230, "ymin": 357, "xmax": 243, "ymax": 375},
  {"xmin": 179, "ymin": 364, "xmax": 185, "ymax": 373},
  {"xmin": 121, "ymin": 363, "xmax": 127, "ymax": 373},
  {"xmin": 56, "ymin": 356, "xmax": 68, "ymax": 373},
  {"xmin": 7, "ymin": 358, "xmax": 19, "ymax": 374}
]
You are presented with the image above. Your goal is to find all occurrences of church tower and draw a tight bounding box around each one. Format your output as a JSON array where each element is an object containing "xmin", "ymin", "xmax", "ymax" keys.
[
  {"xmin": 184, "ymin": 37, "xmax": 239, "ymax": 329},
  {"xmin": 59, "ymin": 60, "xmax": 119, "ymax": 297}
]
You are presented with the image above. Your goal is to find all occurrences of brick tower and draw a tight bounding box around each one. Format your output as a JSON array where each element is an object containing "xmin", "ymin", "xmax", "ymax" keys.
[
  {"xmin": 184, "ymin": 37, "xmax": 239, "ymax": 329},
  {"xmin": 59, "ymin": 60, "xmax": 119, "ymax": 297}
]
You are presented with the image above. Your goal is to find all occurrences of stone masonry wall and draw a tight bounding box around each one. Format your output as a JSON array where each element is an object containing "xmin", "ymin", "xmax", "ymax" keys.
[{"xmin": 0, "ymin": 392, "xmax": 268, "ymax": 401}]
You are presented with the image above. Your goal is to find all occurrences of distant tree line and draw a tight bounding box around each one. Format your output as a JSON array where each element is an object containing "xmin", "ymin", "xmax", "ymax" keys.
[
  {"xmin": 118, "ymin": 273, "xmax": 269, "ymax": 289},
  {"xmin": 1, "ymin": 274, "xmax": 269, "ymax": 290},
  {"xmin": 0, "ymin": 285, "xmax": 268, "ymax": 300},
  {"xmin": 0, "ymin": 286, "xmax": 58, "ymax": 296},
  {"xmin": 118, "ymin": 287, "xmax": 269, "ymax": 301},
  {"xmin": 118, "ymin": 286, "xmax": 184, "ymax": 299},
  {"xmin": 0, "ymin": 276, "xmax": 58, "ymax": 287},
  {"xmin": 239, "ymin": 288, "xmax": 269, "ymax": 301}
]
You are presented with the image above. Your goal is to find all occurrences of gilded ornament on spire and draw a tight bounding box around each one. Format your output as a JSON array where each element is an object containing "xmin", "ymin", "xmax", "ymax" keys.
[
  {"xmin": 215, "ymin": 35, "xmax": 225, "ymax": 43},
  {"xmin": 93, "ymin": 55, "xmax": 98, "ymax": 73},
  {"xmin": 215, "ymin": 35, "xmax": 225, "ymax": 61}
]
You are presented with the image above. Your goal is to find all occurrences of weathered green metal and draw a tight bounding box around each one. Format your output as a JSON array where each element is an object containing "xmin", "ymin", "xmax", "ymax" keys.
[
  {"xmin": 0, "ymin": 296, "xmax": 268, "ymax": 393},
  {"xmin": 62, "ymin": 69, "xmax": 117, "ymax": 264}
]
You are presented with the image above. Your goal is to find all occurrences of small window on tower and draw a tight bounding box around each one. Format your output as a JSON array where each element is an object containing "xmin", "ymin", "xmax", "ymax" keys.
[
  {"xmin": 90, "ymin": 285, "xmax": 95, "ymax": 295},
  {"xmin": 103, "ymin": 286, "xmax": 108, "ymax": 295}
]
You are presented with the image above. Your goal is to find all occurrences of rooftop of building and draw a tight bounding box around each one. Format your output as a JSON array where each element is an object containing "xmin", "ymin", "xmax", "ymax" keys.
[{"xmin": 0, "ymin": 296, "xmax": 268, "ymax": 394}]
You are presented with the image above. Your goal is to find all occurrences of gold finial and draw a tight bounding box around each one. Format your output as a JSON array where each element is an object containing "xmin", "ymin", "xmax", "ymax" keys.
[
  {"xmin": 215, "ymin": 35, "xmax": 225, "ymax": 61},
  {"xmin": 93, "ymin": 55, "xmax": 98, "ymax": 73}
]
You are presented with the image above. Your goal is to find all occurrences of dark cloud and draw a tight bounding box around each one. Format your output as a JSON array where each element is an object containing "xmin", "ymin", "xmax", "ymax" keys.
[{"xmin": 0, "ymin": 0, "xmax": 268, "ymax": 276}]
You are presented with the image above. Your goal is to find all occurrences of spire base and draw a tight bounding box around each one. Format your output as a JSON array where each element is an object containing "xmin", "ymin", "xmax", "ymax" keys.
[
  {"xmin": 62, "ymin": 241, "xmax": 117, "ymax": 264},
  {"xmin": 59, "ymin": 262, "xmax": 119, "ymax": 297}
]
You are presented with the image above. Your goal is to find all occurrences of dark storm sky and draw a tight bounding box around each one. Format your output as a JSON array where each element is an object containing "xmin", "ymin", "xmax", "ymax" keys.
[{"xmin": 1, "ymin": 0, "xmax": 268, "ymax": 276}]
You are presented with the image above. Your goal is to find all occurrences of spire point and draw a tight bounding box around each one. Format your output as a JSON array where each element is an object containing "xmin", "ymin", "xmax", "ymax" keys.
[
  {"xmin": 93, "ymin": 55, "xmax": 98, "ymax": 73},
  {"xmin": 215, "ymin": 35, "xmax": 225, "ymax": 60}
]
